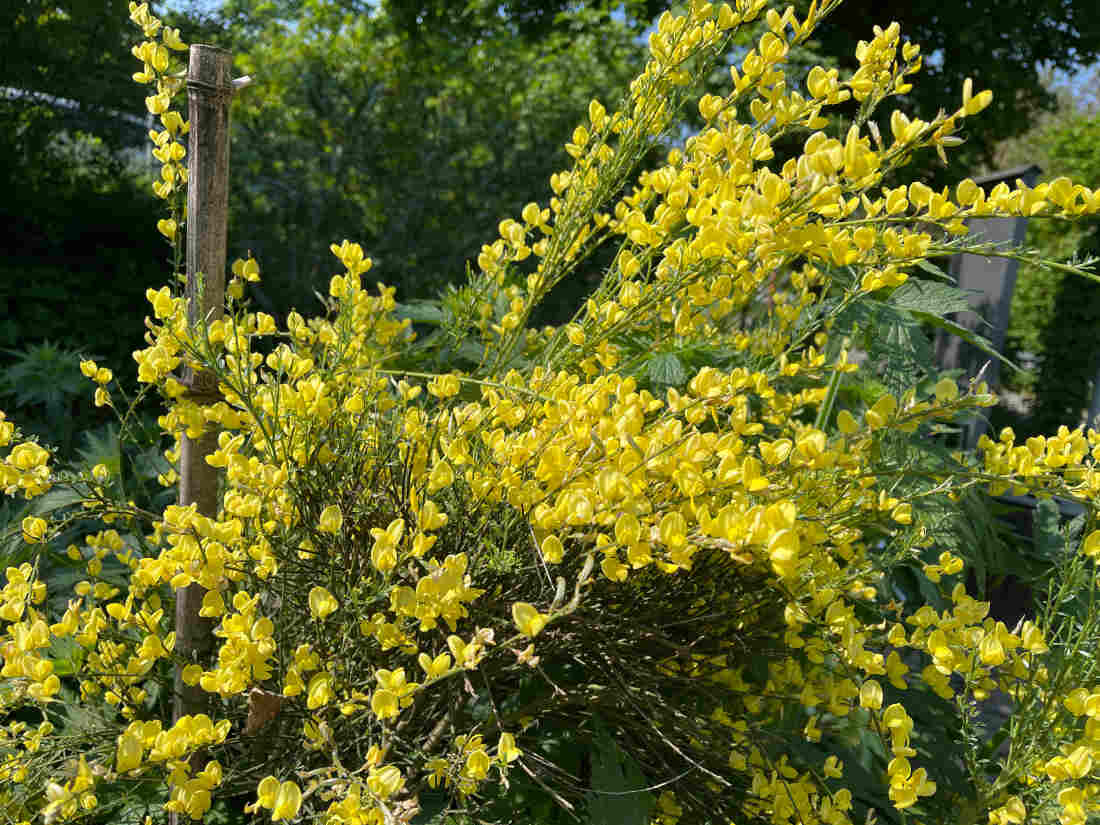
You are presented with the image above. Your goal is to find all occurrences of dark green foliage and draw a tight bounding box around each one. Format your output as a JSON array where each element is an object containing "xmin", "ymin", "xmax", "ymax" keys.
[
  {"xmin": 0, "ymin": 166, "xmax": 165, "ymax": 381},
  {"xmin": 1027, "ymin": 259, "xmax": 1100, "ymax": 434},
  {"xmin": 0, "ymin": 0, "xmax": 153, "ymax": 354},
  {"xmin": 217, "ymin": 0, "xmax": 647, "ymax": 316},
  {"xmin": 793, "ymin": 0, "xmax": 1100, "ymax": 186},
  {"xmin": 1002, "ymin": 110, "xmax": 1100, "ymax": 435},
  {"xmin": 0, "ymin": 0, "xmax": 217, "ymax": 426},
  {"xmin": 0, "ymin": 0, "xmax": 144, "ymax": 160},
  {"xmin": 583, "ymin": 720, "xmax": 655, "ymax": 825},
  {"xmin": 830, "ymin": 273, "xmax": 978, "ymax": 399},
  {"xmin": 0, "ymin": 341, "xmax": 96, "ymax": 454}
]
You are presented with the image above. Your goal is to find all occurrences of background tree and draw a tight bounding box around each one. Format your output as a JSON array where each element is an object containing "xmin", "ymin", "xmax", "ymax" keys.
[
  {"xmin": 6, "ymin": 0, "xmax": 1099, "ymax": 353},
  {"xmin": 0, "ymin": 0, "xmax": 220, "ymax": 391},
  {"xmin": 996, "ymin": 64, "xmax": 1100, "ymax": 435},
  {"xmin": 800, "ymin": 0, "xmax": 1100, "ymax": 185},
  {"xmin": 216, "ymin": 0, "xmax": 648, "ymax": 318},
  {"xmin": 1, "ymin": 0, "xmax": 164, "ymax": 463},
  {"xmin": 374, "ymin": 0, "xmax": 1100, "ymax": 186}
]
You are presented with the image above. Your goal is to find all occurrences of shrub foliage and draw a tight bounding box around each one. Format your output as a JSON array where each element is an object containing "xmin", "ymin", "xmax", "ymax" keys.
[{"xmin": 5, "ymin": 2, "xmax": 1100, "ymax": 825}]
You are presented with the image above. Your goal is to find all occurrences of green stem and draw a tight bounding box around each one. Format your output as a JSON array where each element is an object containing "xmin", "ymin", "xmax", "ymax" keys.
[{"xmin": 814, "ymin": 345, "xmax": 847, "ymax": 431}]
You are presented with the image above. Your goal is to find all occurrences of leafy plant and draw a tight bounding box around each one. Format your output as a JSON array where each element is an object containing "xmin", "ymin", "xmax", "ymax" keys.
[
  {"xmin": 0, "ymin": 341, "xmax": 98, "ymax": 453},
  {"xmin": 998, "ymin": 100, "xmax": 1100, "ymax": 435},
  {"xmin": 6, "ymin": 3, "xmax": 1100, "ymax": 825}
]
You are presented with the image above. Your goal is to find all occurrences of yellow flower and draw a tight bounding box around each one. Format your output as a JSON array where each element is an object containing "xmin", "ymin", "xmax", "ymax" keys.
[
  {"xmin": 367, "ymin": 765, "xmax": 404, "ymax": 799},
  {"xmin": 427, "ymin": 373, "xmax": 462, "ymax": 399},
  {"xmin": 251, "ymin": 776, "xmax": 279, "ymax": 812},
  {"xmin": 512, "ymin": 602, "xmax": 548, "ymax": 638},
  {"xmin": 1065, "ymin": 745, "xmax": 1093, "ymax": 779},
  {"xmin": 21, "ymin": 516, "xmax": 47, "ymax": 543},
  {"xmin": 306, "ymin": 672, "xmax": 334, "ymax": 710},
  {"xmin": 371, "ymin": 689, "xmax": 399, "ymax": 720},
  {"xmin": 318, "ymin": 504, "xmax": 343, "ymax": 534},
  {"xmin": 865, "ymin": 394, "xmax": 897, "ymax": 429},
  {"xmin": 369, "ymin": 518, "xmax": 404, "ymax": 573},
  {"xmin": 961, "ymin": 78, "xmax": 993, "ymax": 115},
  {"xmin": 199, "ymin": 590, "xmax": 225, "ymax": 618},
  {"xmin": 540, "ymin": 534, "xmax": 564, "ymax": 563},
  {"xmin": 465, "ymin": 749, "xmax": 491, "ymax": 780},
  {"xmin": 497, "ymin": 733, "xmax": 521, "ymax": 764},
  {"xmin": 308, "ymin": 586, "xmax": 338, "ymax": 620},
  {"xmin": 115, "ymin": 730, "xmax": 143, "ymax": 773},
  {"xmin": 885, "ymin": 651, "xmax": 908, "ymax": 690},
  {"xmin": 1020, "ymin": 620, "xmax": 1048, "ymax": 653},
  {"xmin": 10, "ymin": 441, "xmax": 49, "ymax": 469},
  {"xmin": 767, "ymin": 529, "xmax": 799, "ymax": 578},
  {"xmin": 741, "ymin": 457, "xmax": 769, "ymax": 491},
  {"xmin": 418, "ymin": 651, "xmax": 452, "ymax": 679},
  {"xmin": 978, "ymin": 632, "xmax": 1004, "ymax": 666},
  {"xmin": 803, "ymin": 715, "xmax": 821, "ymax": 742},
  {"xmin": 145, "ymin": 285, "xmax": 175, "ymax": 319},
  {"xmin": 991, "ymin": 796, "xmax": 1026, "ymax": 824},
  {"xmin": 933, "ymin": 377, "xmax": 958, "ymax": 402},
  {"xmin": 601, "ymin": 552, "xmax": 628, "ymax": 581},
  {"xmin": 614, "ymin": 513, "xmax": 642, "ymax": 546},
  {"xmin": 859, "ymin": 679, "xmax": 883, "ymax": 710},
  {"xmin": 329, "ymin": 239, "xmax": 372, "ymax": 275},
  {"xmin": 891, "ymin": 502, "xmax": 912, "ymax": 524},
  {"xmin": 271, "ymin": 781, "xmax": 301, "ymax": 822},
  {"xmin": 1083, "ymin": 530, "xmax": 1100, "ymax": 557},
  {"xmin": 231, "ymin": 256, "xmax": 261, "ymax": 281},
  {"xmin": 447, "ymin": 634, "xmax": 482, "ymax": 669},
  {"xmin": 145, "ymin": 92, "xmax": 170, "ymax": 114},
  {"xmin": 162, "ymin": 26, "xmax": 187, "ymax": 50},
  {"xmin": 181, "ymin": 664, "xmax": 203, "ymax": 686},
  {"xmin": 428, "ymin": 460, "xmax": 455, "ymax": 493}
]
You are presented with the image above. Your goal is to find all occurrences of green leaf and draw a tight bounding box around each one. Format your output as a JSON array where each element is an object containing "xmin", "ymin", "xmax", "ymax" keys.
[
  {"xmin": 888, "ymin": 279, "xmax": 975, "ymax": 318},
  {"xmin": 455, "ymin": 339, "xmax": 486, "ymax": 365},
  {"xmin": 48, "ymin": 636, "xmax": 83, "ymax": 677},
  {"xmin": 396, "ymin": 301, "xmax": 445, "ymax": 325},
  {"xmin": 647, "ymin": 352, "xmax": 686, "ymax": 387},
  {"xmin": 76, "ymin": 423, "xmax": 122, "ymax": 477},
  {"xmin": 910, "ymin": 311, "xmax": 1019, "ymax": 371},
  {"xmin": 1066, "ymin": 509, "xmax": 1087, "ymax": 550},
  {"xmin": 585, "ymin": 720, "xmax": 655, "ymax": 825},
  {"xmin": 1033, "ymin": 498, "xmax": 1064, "ymax": 561},
  {"xmin": 878, "ymin": 311, "xmax": 934, "ymax": 395},
  {"xmin": 914, "ymin": 258, "xmax": 954, "ymax": 282}
]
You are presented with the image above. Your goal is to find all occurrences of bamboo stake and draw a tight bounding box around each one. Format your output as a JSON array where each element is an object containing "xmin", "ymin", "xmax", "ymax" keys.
[{"xmin": 174, "ymin": 42, "xmax": 235, "ymax": 758}]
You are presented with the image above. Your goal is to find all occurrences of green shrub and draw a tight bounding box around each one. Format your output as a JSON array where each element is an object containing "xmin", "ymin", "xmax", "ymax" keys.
[{"xmin": 4, "ymin": 3, "xmax": 1100, "ymax": 825}]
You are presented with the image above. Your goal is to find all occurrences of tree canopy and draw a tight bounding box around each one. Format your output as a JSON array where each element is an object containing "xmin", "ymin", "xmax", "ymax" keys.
[
  {"xmin": 996, "ymin": 70, "xmax": 1100, "ymax": 434},
  {"xmin": 216, "ymin": 0, "xmax": 647, "ymax": 312},
  {"xmin": 802, "ymin": 0, "xmax": 1100, "ymax": 180}
]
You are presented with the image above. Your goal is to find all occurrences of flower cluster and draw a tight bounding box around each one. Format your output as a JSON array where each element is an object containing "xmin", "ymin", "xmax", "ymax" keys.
[
  {"xmin": 0, "ymin": 413, "xmax": 52, "ymax": 499},
  {"xmin": 5, "ymin": 1, "xmax": 1100, "ymax": 825}
]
